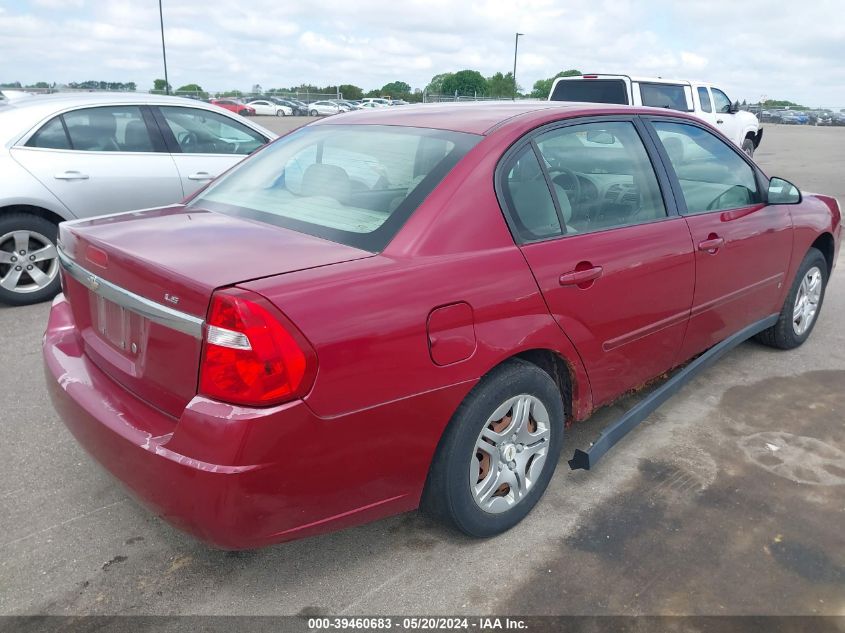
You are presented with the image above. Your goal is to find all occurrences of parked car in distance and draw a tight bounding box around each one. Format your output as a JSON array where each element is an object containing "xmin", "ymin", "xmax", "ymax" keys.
[
  {"xmin": 0, "ymin": 92, "xmax": 275, "ymax": 305},
  {"xmin": 391, "ymin": 99, "xmax": 409, "ymax": 106},
  {"xmin": 308, "ymin": 101, "xmax": 342, "ymax": 116},
  {"xmin": 807, "ymin": 110, "xmax": 833, "ymax": 126},
  {"xmin": 43, "ymin": 102, "xmax": 841, "ymax": 548},
  {"xmin": 245, "ymin": 100, "xmax": 292, "ymax": 117},
  {"xmin": 548, "ymin": 74, "xmax": 763, "ymax": 156},
  {"xmin": 210, "ymin": 99, "xmax": 255, "ymax": 117},
  {"xmin": 361, "ymin": 98, "xmax": 391, "ymax": 107},
  {"xmin": 269, "ymin": 97, "xmax": 307, "ymax": 116},
  {"xmin": 328, "ymin": 100, "xmax": 355, "ymax": 112}
]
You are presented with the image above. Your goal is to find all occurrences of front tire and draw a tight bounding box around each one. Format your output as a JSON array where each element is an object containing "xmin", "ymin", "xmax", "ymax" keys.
[
  {"xmin": 757, "ymin": 247, "xmax": 828, "ymax": 349},
  {"xmin": 742, "ymin": 138, "xmax": 755, "ymax": 158},
  {"xmin": 421, "ymin": 359, "xmax": 564, "ymax": 537},
  {"xmin": 276, "ymin": 109, "xmax": 286, "ymax": 117},
  {"xmin": 310, "ymin": 109, "xmax": 318, "ymax": 117},
  {"xmin": 0, "ymin": 213, "xmax": 61, "ymax": 306}
]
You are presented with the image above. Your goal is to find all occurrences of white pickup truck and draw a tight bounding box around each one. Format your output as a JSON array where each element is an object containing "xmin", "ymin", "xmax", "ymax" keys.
[{"xmin": 548, "ymin": 74, "xmax": 763, "ymax": 157}]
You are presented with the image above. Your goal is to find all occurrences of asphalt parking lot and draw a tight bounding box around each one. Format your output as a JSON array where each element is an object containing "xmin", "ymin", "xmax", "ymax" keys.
[{"xmin": 1, "ymin": 121, "xmax": 843, "ymax": 617}]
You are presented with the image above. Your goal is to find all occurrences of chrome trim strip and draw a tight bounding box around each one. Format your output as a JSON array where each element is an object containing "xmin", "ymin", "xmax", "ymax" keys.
[{"xmin": 58, "ymin": 248, "xmax": 205, "ymax": 339}]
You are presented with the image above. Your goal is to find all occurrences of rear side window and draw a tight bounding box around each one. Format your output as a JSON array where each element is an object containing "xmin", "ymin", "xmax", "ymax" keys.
[
  {"xmin": 549, "ymin": 79, "xmax": 629, "ymax": 104},
  {"xmin": 640, "ymin": 83, "xmax": 690, "ymax": 111},
  {"xmin": 190, "ymin": 124, "xmax": 480, "ymax": 252},
  {"xmin": 26, "ymin": 116, "xmax": 70, "ymax": 149},
  {"xmin": 63, "ymin": 106, "xmax": 156, "ymax": 152},
  {"xmin": 697, "ymin": 87, "xmax": 712, "ymax": 113},
  {"xmin": 502, "ymin": 146, "xmax": 562, "ymax": 241}
]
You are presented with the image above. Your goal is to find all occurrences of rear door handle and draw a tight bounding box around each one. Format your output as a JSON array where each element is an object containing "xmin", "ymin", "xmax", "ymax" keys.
[
  {"xmin": 54, "ymin": 171, "xmax": 89, "ymax": 180},
  {"xmin": 187, "ymin": 172, "xmax": 215, "ymax": 181},
  {"xmin": 559, "ymin": 266, "xmax": 603, "ymax": 287},
  {"xmin": 698, "ymin": 236, "xmax": 725, "ymax": 252}
]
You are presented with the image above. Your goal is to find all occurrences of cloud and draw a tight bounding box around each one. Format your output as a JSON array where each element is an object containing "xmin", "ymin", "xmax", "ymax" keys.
[{"xmin": 0, "ymin": 0, "xmax": 841, "ymax": 104}]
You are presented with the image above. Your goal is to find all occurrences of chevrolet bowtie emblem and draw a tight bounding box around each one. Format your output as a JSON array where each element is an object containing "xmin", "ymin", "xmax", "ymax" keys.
[{"xmin": 88, "ymin": 275, "xmax": 100, "ymax": 291}]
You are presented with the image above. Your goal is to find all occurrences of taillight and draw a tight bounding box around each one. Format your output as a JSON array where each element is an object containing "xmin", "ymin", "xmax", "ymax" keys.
[{"xmin": 199, "ymin": 288, "xmax": 316, "ymax": 407}]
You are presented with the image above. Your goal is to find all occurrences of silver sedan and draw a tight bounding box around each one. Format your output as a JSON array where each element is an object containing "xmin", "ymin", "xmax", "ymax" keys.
[{"xmin": 0, "ymin": 92, "xmax": 276, "ymax": 305}]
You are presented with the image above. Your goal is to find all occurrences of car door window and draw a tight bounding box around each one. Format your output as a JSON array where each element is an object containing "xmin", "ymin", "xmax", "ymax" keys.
[
  {"xmin": 526, "ymin": 121, "xmax": 667, "ymax": 235},
  {"xmin": 501, "ymin": 146, "xmax": 563, "ymax": 241},
  {"xmin": 61, "ymin": 106, "xmax": 156, "ymax": 152},
  {"xmin": 26, "ymin": 116, "xmax": 71, "ymax": 149},
  {"xmin": 158, "ymin": 106, "xmax": 266, "ymax": 155},
  {"xmin": 640, "ymin": 83, "xmax": 690, "ymax": 111},
  {"xmin": 711, "ymin": 89, "xmax": 732, "ymax": 114},
  {"xmin": 653, "ymin": 121, "xmax": 759, "ymax": 214},
  {"xmin": 697, "ymin": 87, "xmax": 712, "ymax": 113}
]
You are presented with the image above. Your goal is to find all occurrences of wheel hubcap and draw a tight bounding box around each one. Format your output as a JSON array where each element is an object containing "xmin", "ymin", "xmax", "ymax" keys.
[
  {"xmin": 470, "ymin": 394, "xmax": 551, "ymax": 514},
  {"xmin": 792, "ymin": 266, "xmax": 822, "ymax": 336},
  {"xmin": 0, "ymin": 230, "xmax": 59, "ymax": 294}
]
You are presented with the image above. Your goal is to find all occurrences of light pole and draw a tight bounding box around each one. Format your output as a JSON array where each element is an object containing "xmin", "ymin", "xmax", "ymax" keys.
[
  {"xmin": 158, "ymin": 0, "xmax": 170, "ymax": 95},
  {"xmin": 512, "ymin": 32, "xmax": 523, "ymax": 101}
]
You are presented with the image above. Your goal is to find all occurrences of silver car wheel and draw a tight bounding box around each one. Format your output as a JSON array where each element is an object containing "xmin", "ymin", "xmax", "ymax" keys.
[
  {"xmin": 0, "ymin": 230, "xmax": 59, "ymax": 294},
  {"xmin": 792, "ymin": 266, "xmax": 822, "ymax": 336},
  {"xmin": 470, "ymin": 394, "xmax": 550, "ymax": 514}
]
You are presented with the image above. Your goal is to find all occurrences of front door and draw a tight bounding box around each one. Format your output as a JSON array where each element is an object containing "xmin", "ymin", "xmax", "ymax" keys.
[
  {"xmin": 500, "ymin": 119, "xmax": 695, "ymax": 407},
  {"xmin": 153, "ymin": 105, "xmax": 269, "ymax": 197},
  {"xmin": 647, "ymin": 119, "xmax": 793, "ymax": 359}
]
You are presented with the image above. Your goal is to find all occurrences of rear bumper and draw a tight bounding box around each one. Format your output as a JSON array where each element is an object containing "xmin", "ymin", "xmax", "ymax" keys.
[{"xmin": 43, "ymin": 294, "xmax": 468, "ymax": 549}]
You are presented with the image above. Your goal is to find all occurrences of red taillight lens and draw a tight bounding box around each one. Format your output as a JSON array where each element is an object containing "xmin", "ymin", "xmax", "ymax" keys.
[{"xmin": 199, "ymin": 288, "xmax": 316, "ymax": 407}]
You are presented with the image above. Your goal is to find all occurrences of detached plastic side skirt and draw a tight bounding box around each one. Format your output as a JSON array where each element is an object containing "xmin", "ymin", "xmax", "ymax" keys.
[{"xmin": 568, "ymin": 314, "xmax": 779, "ymax": 471}]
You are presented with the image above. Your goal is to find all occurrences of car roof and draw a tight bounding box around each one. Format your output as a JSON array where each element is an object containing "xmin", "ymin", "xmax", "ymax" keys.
[{"xmin": 313, "ymin": 100, "xmax": 699, "ymax": 135}]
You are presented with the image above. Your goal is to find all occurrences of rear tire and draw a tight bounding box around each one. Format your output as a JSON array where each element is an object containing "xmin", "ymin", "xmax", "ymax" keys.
[
  {"xmin": 0, "ymin": 213, "xmax": 61, "ymax": 306},
  {"xmin": 421, "ymin": 359, "xmax": 564, "ymax": 538},
  {"xmin": 742, "ymin": 138, "xmax": 755, "ymax": 158},
  {"xmin": 756, "ymin": 247, "xmax": 828, "ymax": 349},
  {"xmin": 310, "ymin": 109, "xmax": 318, "ymax": 117}
]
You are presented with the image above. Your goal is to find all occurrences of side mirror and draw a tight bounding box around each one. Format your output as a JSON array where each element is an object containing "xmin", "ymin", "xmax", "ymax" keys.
[
  {"xmin": 729, "ymin": 101, "xmax": 740, "ymax": 114},
  {"xmin": 767, "ymin": 177, "xmax": 801, "ymax": 205}
]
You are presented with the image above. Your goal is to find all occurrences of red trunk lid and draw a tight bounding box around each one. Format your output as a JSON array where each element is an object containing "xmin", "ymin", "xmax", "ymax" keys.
[{"xmin": 58, "ymin": 205, "xmax": 372, "ymax": 418}]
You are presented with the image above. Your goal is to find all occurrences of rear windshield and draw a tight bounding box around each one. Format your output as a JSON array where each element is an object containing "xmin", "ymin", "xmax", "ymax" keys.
[
  {"xmin": 549, "ymin": 79, "xmax": 629, "ymax": 104},
  {"xmin": 191, "ymin": 124, "xmax": 480, "ymax": 252}
]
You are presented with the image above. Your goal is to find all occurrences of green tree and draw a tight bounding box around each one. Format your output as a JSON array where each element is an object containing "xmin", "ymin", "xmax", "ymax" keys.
[
  {"xmin": 425, "ymin": 72, "xmax": 454, "ymax": 95},
  {"xmin": 530, "ymin": 69, "xmax": 581, "ymax": 98},
  {"xmin": 487, "ymin": 72, "xmax": 518, "ymax": 98},
  {"xmin": 0, "ymin": 81, "xmax": 22, "ymax": 88},
  {"xmin": 152, "ymin": 78, "xmax": 171, "ymax": 93},
  {"xmin": 219, "ymin": 89, "xmax": 243, "ymax": 98},
  {"xmin": 381, "ymin": 81, "xmax": 411, "ymax": 96},
  {"xmin": 338, "ymin": 84, "xmax": 363, "ymax": 100},
  {"xmin": 441, "ymin": 70, "xmax": 488, "ymax": 97},
  {"xmin": 175, "ymin": 83, "xmax": 207, "ymax": 98}
]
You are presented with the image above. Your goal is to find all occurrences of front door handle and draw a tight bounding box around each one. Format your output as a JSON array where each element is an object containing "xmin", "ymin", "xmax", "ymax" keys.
[
  {"xmin": 698, "ymin": 236, "xmax": 725, "ymax": 252},
  {"xmin": 54, "ymin": 171, "xmax": 89, "ymax": 180},
  {"xmin": 187, "ymin": 172, "xmax": 215, "ymax": 181},
  {"xmin": 559, "ymin": 266, "xmax": 603, "ymax": 287},
  {"xmin": 716, "ymin": 119, "xmax": 724, "ymax": 124}
]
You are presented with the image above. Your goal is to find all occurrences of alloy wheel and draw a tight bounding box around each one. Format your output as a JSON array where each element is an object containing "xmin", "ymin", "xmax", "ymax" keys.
[{"xmin": 0, "ymin": 230, "xmax": 59, "ymax": 295}]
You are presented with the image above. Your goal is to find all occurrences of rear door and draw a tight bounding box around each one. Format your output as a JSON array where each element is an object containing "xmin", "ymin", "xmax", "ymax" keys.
[
  {"xmin": 11, "ymin": 105, "xmax": 182, "ymax": 217},
  {"xmin": 152, "ymin": 105, "xmax": 270, "ymax": 196},
  {"xmin": 645, "ymin": 118, "xmax": 793, "ymax": 359},
  {"xmin": 499, "ymin": 117, "xmax": 695, "ymax": 407}
]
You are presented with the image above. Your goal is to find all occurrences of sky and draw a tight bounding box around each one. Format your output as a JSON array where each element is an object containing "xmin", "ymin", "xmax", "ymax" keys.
[{"xmin": 1, "ymin": 0, "xmax": 843, "ymax": 105}]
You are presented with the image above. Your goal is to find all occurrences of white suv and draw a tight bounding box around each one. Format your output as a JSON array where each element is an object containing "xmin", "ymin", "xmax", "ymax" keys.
[{"xmin": 549, "ymin": 74, "xmax": 762, "ymax": 157}]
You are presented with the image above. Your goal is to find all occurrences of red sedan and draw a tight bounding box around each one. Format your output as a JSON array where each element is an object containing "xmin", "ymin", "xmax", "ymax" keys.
[
  {"xmin": 209, "ymin": 98, "xmax": 255, "ymax": 117},
  {"xmin": 43, "ymin": 103, "xmax": 841, "ymax": 548}
]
